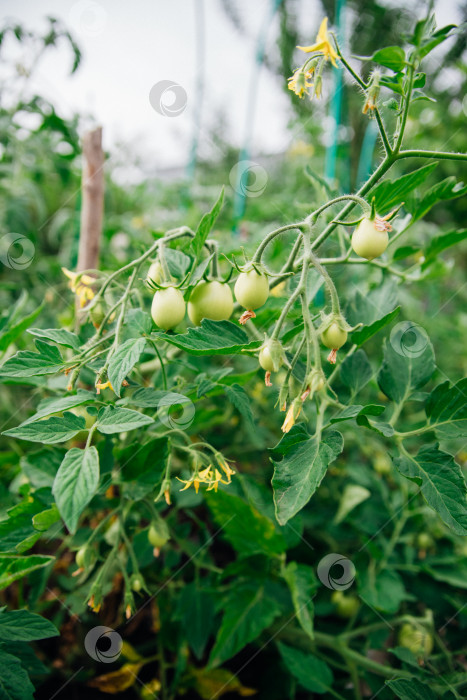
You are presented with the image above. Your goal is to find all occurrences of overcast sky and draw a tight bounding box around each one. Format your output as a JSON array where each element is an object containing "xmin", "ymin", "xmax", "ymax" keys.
[{"xmin": 1, "ymin": 0, "xmax": 462, "ymax": 179}]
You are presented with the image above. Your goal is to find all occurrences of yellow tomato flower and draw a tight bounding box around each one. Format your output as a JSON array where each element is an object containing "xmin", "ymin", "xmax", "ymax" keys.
[
  {"xmin": 288, "ymin": 68, "xmax": 313, "ymax": 98},
  {"xmin": 215, "ymin": 454, "xmax": 235, "ymax": 481},
  {"xmin": 62, "ymin": 267, "xmax": 95, "ymax": 308},
  {"xmin": 297, "ymin": 17, "xmax": 338, "ymax": 67},
  {"xmin": 281, "ymin": 398, "xmax": 303, "ymax": 434},
  {"xmin": 96, "ymin": 380, "xmax": 114, "ymax": 394},
  {"xmin": 177, "ymin": 466, "xmax": 211, "ymax": 494}
]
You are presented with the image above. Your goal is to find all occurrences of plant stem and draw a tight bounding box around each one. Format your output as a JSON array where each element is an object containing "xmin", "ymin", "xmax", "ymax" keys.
[{"xmin": 252, "ymin": 222, "xmax": 304, "ymax": 263}]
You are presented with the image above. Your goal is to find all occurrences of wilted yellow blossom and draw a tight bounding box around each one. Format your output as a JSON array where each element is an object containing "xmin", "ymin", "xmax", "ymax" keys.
[{"xmin": 297, "ymin": 18, "xmax": 338, "ymax": 67}]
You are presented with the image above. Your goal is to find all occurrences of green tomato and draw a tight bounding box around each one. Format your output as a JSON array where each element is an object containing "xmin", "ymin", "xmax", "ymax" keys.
[
  {"xmin": 417, "ymin": 533, "xmax": 434, "ymax": 550},
  {"xmin": 259, "ymin": 346, "xmax": 282, "ymax": 372},
  {"xmin": 321, "ymin": 323, "xmax": 348, "ymax": 350},
  {"xmin": 131, "ymin": 576, "xmax": 143, "ymax": 592},
  {"xmin": 90, "ymin": 302, "xmax": 106, "ymax": 327},
  {"xmin": 352, "ymin": 218, "xmax": 389, "ymax": 260},
  {"xmin": 75, "ymin": 546, "xmax": 87, "ymax": 569},
  {"xmin": 148, "ymin": 521, "xmax": 170, "ymax": 549},
  {"xmin": 331, "ymin": 591, "xmax": 360, "ymax": 618},
  {"xmin": 147, "ymin": 261, "xmax": 164, "ymax": 285},
  {"xmin": 398, "ymin": 623, "xmax": 433, "ymax": 657},
  {"xmin": 187, "ymin": 281, "xmax": 233, "ymax": 325},
  {"xmin": 234, "ymin": 270, "xmax": 269, "ymax": 310},
  {"xmin": 151, "ymin": 287, "xmax": 186, "ymax": 330},
  {"xmin": 374, "ymin": 452, "xmax": 391, "ymax": 475}
]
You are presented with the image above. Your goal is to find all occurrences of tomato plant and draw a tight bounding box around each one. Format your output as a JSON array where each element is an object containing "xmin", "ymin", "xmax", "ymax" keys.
[{"xmin": 0, "ymin": 7, "xmax": 466, "ymax": 700}]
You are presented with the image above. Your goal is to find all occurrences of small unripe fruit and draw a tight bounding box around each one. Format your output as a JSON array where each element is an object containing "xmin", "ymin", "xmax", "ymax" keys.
[
  {"xmin": 148, "ymin": 521, "xmax": 170, "ymax": 549},
  {"xmin": 398, "ymin": 623, "xmax": 433, "ymax": 657},
  {"xmin": 151, "ymin": 287, "xmax": 186, "ymax": 330},
  {"xmin": 75, "ymin": 546, "xmax": 87, "ymax": 569},
  {"xmin": 147, "ymin": 261, "xmax": 163, "ymax": 285},
  {"xmin": 259, "ymin": 346, "xmax": 282, "ymax": 372},
  {"xmin": 331, "ymin": 591, "xmax": 360, "ymax": 618},
  {"xmin": 321, "ymin": 323, "xmax": 348, "ymax": 350},
  {"xmin": 352, "ymin": 217, "xmax": 389, "ymax": 260},
  {"xmin": 187, "ymin": 281, "xmax": 233, "ymax": 325},
  {"xmin": 234, "ymin": 270, "xmax": 269, "ymax": 310}
]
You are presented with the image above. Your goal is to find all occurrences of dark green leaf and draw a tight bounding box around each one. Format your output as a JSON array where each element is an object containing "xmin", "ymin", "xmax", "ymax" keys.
[
  {"xmin": 278, "ymin": 643, "xmax": 333, "ymax": 694},
  {"xmin": 340, "ymin": 350, "xmax": 372, "ymax": 396},
  {"xmin": 21, "ymin": 390, "xmax": 95, "ymax": 425},
  {"xmin": 52, "ymin": 447, "xmax": 100, "ymax": 533},
  {"xmin": 378, "ymin": 324, "xmax": 435, "ymax": 403},
  {"xmin": 422, "ymin": 229, "xmax": 467, "ymax": 269},
  {"xmin": 27, "ymin": 327, "xmax": 80, "ymax": 349},
  {"xmin": 387, "ymin": 678, "xmax": 437, "ymax": 700},
  {"xmin": 209, "ymin": 583, "xmax": 281, "ymax": 666},
  {"xmin": 177, "ymin": 583, "xmax": 215, "ymax": 660},
  {"xmin": 271, "ymin": 428, "xmax": 344, "ymax": 525},
  {"xmin": 425, "ymin": 379, "xmax": 467, "ymax": 439},
  {"xmin": 191, "ymin": 188, "xmax": 224, "ymax": 259},
  {"xmin": 352, "ymin": 307, "xmax": 401, "ymax": 346},
  {"xmin": 371, "ymin": 163, "xmax": 438, "ymax": 214},
  {"xmin": 283, "ymin": 562, "xmax": 317, "ymax": 639},
  {"xmin": 0, "ymin": 609, "xmax": 58, "ymax": 642},
  {"xmin": 0, "ymin": 305, "xmax": 43, "ymax": 353},
  {"xmin": 394, "ymin": 444, "xmax": 467, "ymax": 535},
  {"xmin": 355, "ymin": 46, "xmax": 406, "ymax": 72},
  {"xmin": 359, "ymin": 569, "xmax": 410, "ymax": 614},
  {"xmin": 0, "ymin": 345, "xmax": 64, "ymax": 378},
  {"xmin": 155, "ymin": 319, "xmax": 260, "ymax": 356},
  {"xmin": 409, "ymin": 178, "xmax": 467, "ymax": 223},
  {"xmin": 0, "ymin": 648, "xmax": 35, "ymax": 700},
  {"xmin": 206, "ymin": 489, "xmax": 286, "ymax": 557},
  {"xmin": 0, "ymin": 554, "xmax": 54, "ymax": 591},
  {"xmin": 224, "ymin": 384, "xmax": 254, "ymax": 428}
]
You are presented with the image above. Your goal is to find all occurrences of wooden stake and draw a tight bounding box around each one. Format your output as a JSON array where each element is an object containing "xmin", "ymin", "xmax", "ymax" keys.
[{"xmin": 77, "ymin": 127, "xmax": 104, "ymax": 274}]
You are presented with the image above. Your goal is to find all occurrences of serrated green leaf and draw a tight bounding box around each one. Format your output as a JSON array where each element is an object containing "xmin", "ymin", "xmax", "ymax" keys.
[
  {"xmin": 425, "ymin": 379, "xmax": 467, "ymax": 439},
  {"xmin": 346, "ymin": 280, "xmax": 398, "ymax": 328},
  {"xmin": 0, "ymin": 648, "xmax": 35, "ymax": 700},
  {"xmin": 340, "ymin": 349, "xmax": 372, "ymax": 396},
  {"xmin": 283, "ymin": 562, "xmax": 317, "ymax": 639},
  {"xmin": 378, "ymin": 324, "xmax": 435, "ymax": 403},
  {"xmin": 387, "ymin": 677, "xmax": 437, "ymax": 700},
  {"xmin": 3, "ymin": 413, "xmax": 86, "ymax": 444},
  {"xmin": 394, "ymin": 444, "xmax": 467, "ymax": 535},
  {"xmin": 330, "ymin": 404, "xmax": 385, "ymax": 424},
  {"xmin": 0, "ymin": 304, "xmax": 43, "ymax": 353},
  {"xmin": 191, "ymin": 188, "xmax": 224, "ymax": 259},
  {"xmin": 206, "ymin": 489, "xmax": 286, "ymax": 557},
  {"xmin": 108, "ymin": 337, "xmax": 146, "ymax": 397},
  {"xmin": 155, "ymin": 319, "xmax": 260, "ymax": 356},
  {"xmin": 359, "ymin": 568, "xmax": 410, "ymax": 614},
  {"xmin": 52, "ymin": 447, "xmax": 100, "ymax": 533},
  {"xmin": 409, "ymin": 178, "xmax": 467, "ymax": 223},
  {"xmin": 27, "ymin": 327, "xmax": 80, "ymax": 349},
  {"xmin": 0, "ymin": 345, "xmax": 64, "ymax": 378},
  {"xmin": 209, "ymin": 583, "xmax": 281, "ymax": 667},
  {"xmin": 177, "ymin": 583, "xmax": 215, "ymax": 660},
  {"xmin": 224, "ymin": 384, "xmax": 254, "ymax": 428},
  {"xmin": 422, "ymin": 229, "xmax": 467, "ymax": 269},
  {"xmin": 21, "ymin": 389, "xmax": 95, "ymax": 425},
  {"xmin": 371, "ymin": 163, "xmax": 438, "ymax": 214},
  {"xmin": 0, "ymin": 554, "xmax": 54, "ymax": 591},
  {"xmin": 352, "ymin": 307, "xmax": 401, "ymax": 346},
  {"xmin": 271, "ymin": 428, "xmax": 344, "ymax": 525},
  {"xmin": 0, "ymin": 609, "xmax": 58, "ymax": 642},
  {"xmin": 278, "ymin": 643, "xmax": 333, "ymax": 694},
  {"xmin": 96, "ymin": 406, "xmax": 154, "ymax": 434}
]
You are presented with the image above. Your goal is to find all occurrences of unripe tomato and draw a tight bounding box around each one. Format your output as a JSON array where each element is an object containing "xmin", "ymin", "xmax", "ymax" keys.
[
  {"xmin": 90, "ymin": 302, "xmax": 106, "ymax": 327},
  {"xmin": 234, "ymin": 270, "xmax": 269, "ymax": 310},
  {"xmin": 147, "ymin": 261, "xmax": 163, "ymax": 285},
  {"xmin": 151, "ymin": 287, "xmax": 186, "ymax": 330},
  {"xmin": 374, "ymin": 452, "xmax": 391, "ymax": 475},
  {"xmin": 148, "ymin": 522, "xmax": 170, "ymax": 549},
  {"xmin": 352, "ymin": 218, "xmax": 389, "ymax": 260},
  {"xmin": 131, "ymin": 576, "xmax": 143, "ymax": 592},
  {"xmin": 259, "ymin": 346, "xmax": 282, "ymax": 372},
  {"xmin": 75, "ymin": 546, "xmax": 87, "ymax": 569},
  {"xmin": 331, "ymin": 591, "xmax": 360, "ymax": 618},
  {"xmin": 321, "ymin": 323, "xmax": 348, "ymax": 350},
  {"xmin": 187, "ymin": 281, "xmax": 233, "ymax": 325},
  {"xmin": 417, "ymin": 533, "xmax": 434, "ymax": 550},
  {"xmin": 398, "ymin": 623, "xmax": 433, "ymax": 657}
]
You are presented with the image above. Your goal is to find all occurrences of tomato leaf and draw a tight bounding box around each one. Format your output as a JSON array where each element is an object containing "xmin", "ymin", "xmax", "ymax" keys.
[
  {"xmin": 224, "ymin": 384, "xmax": 255, "ymax": 428},
  {"xmin": 155, "ymin": 319, "xmax": 261, "ymax": 356},
  {"xmin": 191, "ymin": 188, "xmax": 224, "ymax": 259},
  {"xmin": 355, "ymin": 46, "xmax": 406, "ymax": 72},
  {"xmin": 52, "ymin": 446, "xmax": 100, "ymax": 533},
  {"xmin": 0, "ymin": 609, "xmax": 58, "ymax": 642},
  {"xmin": 371, "ymin": 163, "xmax": 438, "ymax": 214},
  {"xmin": 108, "ymin": 337, "xmax": 146, "ymax": 397},
  {"xmin": 96, "ymin": 406, "xmax": 154, "ymax": 434},
  {"xmin": 425, "ymin": 379, "xmax": 467, "ymax": 439},
  {"xmin": 27, "ymin": 327, "xmax": 80, "ymax": 350},
  {"xmin": 0, "ymin": 344, "xmax": 64, "ymax": 378},
  {"xmin": 271, "ymin": 427, "xmax": 344, "ymax": 525},
  {"xmin": 283, "ymin": 562, "xmax": 317, "ymax": 639},
  {"xmin": 278, "ymin": 643, "xmax": 334, "ymax": 694},
  {"xmin": 394, "ymin": 444, "xmax": 467, "ymax": 535},
  {"xmin": 0, "ymin": 554, "xmax": 54, "ymax": 591},
  {"xmin": 359, "ymin": 569, "xmax": 411, "ymax": 614},
  {"xmin": 3, "ymin": 413, "xmax": 86, "ymax": 444},
  {"xmin": 0, "ymin": 648, "xmax": 35, "ymax": 700}
]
